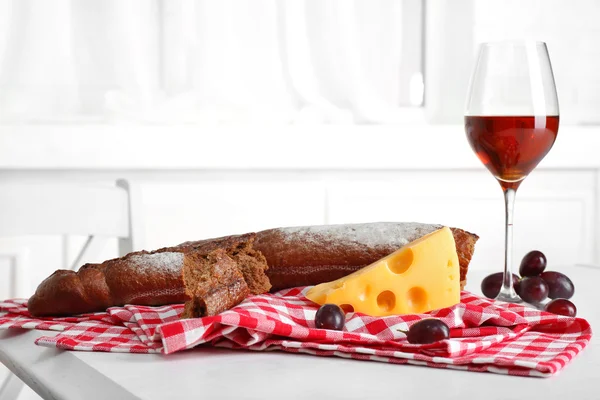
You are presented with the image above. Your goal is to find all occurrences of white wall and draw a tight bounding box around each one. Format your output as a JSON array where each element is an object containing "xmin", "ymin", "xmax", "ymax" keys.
[
  {"xmin": 2, "ymin": 0, "xmax": 600, "ymax": 299},
  {"xmin": 473, "ymin": 0, "xmax": 600, "ymax": 124}
]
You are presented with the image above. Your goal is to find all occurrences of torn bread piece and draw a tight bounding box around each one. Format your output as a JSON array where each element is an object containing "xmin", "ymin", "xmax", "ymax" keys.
[{"xmin": 181, "ymin": 248, "xmax": 251, "ymax": 318}]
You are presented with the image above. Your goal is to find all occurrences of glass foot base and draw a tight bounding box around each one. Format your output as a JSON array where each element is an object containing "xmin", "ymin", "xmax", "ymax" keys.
[
  {"xmin": 495, "ymin": 293, "xmax": 524, "ymax": 304},
  {"xmin": 494, "ymin": 293, "xmax": 543, "ymax": 310}
]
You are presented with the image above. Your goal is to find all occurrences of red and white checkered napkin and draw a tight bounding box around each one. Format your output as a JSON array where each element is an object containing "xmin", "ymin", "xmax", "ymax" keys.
[{"xmin": 0, "ymin": 289, "xmax": 592, "ymax": 377}]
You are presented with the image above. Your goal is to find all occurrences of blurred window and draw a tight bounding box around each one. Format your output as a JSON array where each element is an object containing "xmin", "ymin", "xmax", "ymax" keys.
[
  {"xmin": 472, "ymin": 0, "xmax": 600, "ymax": 124},
  {"xmin": 0, "ymin": 0, "xmax": 424, "ymax": 124}
]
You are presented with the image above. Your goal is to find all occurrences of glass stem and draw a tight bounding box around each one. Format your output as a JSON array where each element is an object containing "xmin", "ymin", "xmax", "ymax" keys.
[{"xmin": 498, "ymin": 187, "xmax": 518, "ymax": 300}]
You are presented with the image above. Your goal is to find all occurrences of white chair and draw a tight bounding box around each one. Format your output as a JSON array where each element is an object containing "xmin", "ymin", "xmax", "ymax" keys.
[{"xmin": 0, "ymin": 178, "xmax": 144, "ymax": 400}]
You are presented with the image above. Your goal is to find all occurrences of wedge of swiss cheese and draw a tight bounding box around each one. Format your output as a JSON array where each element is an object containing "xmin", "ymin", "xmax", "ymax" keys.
[{"xmin": 305, "ymin": 227, "xmax": 460, "ymax": 316}]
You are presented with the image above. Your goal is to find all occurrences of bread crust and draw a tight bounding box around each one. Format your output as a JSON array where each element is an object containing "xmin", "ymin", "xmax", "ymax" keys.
[{"xmin": 27, "ymin": 223, "xmax": 478, "ymax": 317}]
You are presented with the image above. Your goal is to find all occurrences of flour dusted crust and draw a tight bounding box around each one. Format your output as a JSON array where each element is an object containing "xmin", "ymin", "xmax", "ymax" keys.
[
  {"xmin": 27, "ymin": 251, "xmax": 189, "ymax": 317},
  {"xmin": 106, "ymin": 252, "xmax": 186, "ymax": 305},
  {"xmin": 269, "ymin": 222, "xmax": 440, "ymax": 249},
  {"xmin": 28, "ymin": 236, "xmax": 267, "ymax": 317},
  {"xmin": 254, "ymin": 222, "xmax": 478, "ymax": 291},
  {"xmin": 27, "ymin": 222, "xmax": 478, "ymax": 317}
]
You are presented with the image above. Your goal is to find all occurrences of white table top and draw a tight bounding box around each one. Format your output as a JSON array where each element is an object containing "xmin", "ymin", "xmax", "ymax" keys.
[{"xmin": 1, "ymin": 266, "xmax": 599, "ymax": 400}]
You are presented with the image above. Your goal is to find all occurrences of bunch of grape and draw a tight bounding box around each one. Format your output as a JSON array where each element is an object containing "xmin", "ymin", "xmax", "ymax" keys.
[{"xmin": 481, "ymin": 250, "xmax": 577, "ymax": 316}]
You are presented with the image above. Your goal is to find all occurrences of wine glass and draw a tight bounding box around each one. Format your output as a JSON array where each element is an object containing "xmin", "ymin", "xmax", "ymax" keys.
[{"xmin": 464, "ymin": 41, "xmax": 559, "ymax": 303}]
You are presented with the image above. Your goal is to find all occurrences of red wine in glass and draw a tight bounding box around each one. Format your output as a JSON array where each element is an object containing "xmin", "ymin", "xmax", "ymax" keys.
[
  {"xmin": 465, "ymin": 115, "xmax": 559, "ymax": 190},
  {"xmin": 464, "ymin": 42, "xmax": 559, "ymax": 303}
]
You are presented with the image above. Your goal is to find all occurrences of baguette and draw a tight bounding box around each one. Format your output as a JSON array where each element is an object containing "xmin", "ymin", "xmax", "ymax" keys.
[
  {"xmin": 254, "ymin": 223, "xmax": 477, "ymax": 291},
  {"xmin": 27, "ymin": 222, "xmax": 478, "ymax": 317},
  {"xmin": 28, "ymin": 234, "xmax": 264, "ymax": 317}
]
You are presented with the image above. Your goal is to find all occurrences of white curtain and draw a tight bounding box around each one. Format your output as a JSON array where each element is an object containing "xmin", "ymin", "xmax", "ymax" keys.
[{"xmin": 0, "ymin": 0, "xmax": 417, "ymax": 124}]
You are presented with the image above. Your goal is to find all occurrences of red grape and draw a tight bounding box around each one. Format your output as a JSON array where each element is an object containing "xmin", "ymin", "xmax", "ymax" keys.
[
  {"xmin": 540, "ymin": 271, "xmax": 575, "ymax": 300},
  {"xmin": 481, "ymin": 272, "xmax": 520, "ymax": 299},
  {"xmin": 544, "ymin": 299, "xmax": 577, "ymax": 317},
  {"xmin": 406, "ymin": 319, "xmax": 450, "ymax": 344},
  {"xmin": 519, "ymin": 250, "xmax": 547, "ymax": 277},
  {"xmin": 315, "ymin": 304, "xmax": 345, "ymax": 330},
  {"xmin": 518, "ymin": 276, "xmax": 549, "ymax": 304}
]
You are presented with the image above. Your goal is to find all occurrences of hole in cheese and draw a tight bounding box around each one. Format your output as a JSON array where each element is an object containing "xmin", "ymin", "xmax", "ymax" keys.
[
  {"xmin": 407, "ymin": 287, "xmax": 428, "ymax": 313},
  {"xmin": 387, "ymin": 249, "xmax": 414, "ymax": 274},
  {"xmin": 340, "ymin": 304, "xmax": 354, "ymax": 313},
  {"xmin": 449, "ymin": 274, "xmax": 455, "ymax": 280},
  {"xmin": 447, "ymin": 259, "xmax": 453, "ymax": 267},
  {"xmin": 376, "ymin": 290, "xmax": 396, "ymax": 311}
]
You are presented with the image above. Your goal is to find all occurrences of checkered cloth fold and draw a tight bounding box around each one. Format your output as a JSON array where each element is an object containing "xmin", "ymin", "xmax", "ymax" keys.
[{"xmin": 0, "ymin": 288, "xmax": 592, "ymax": 377}]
